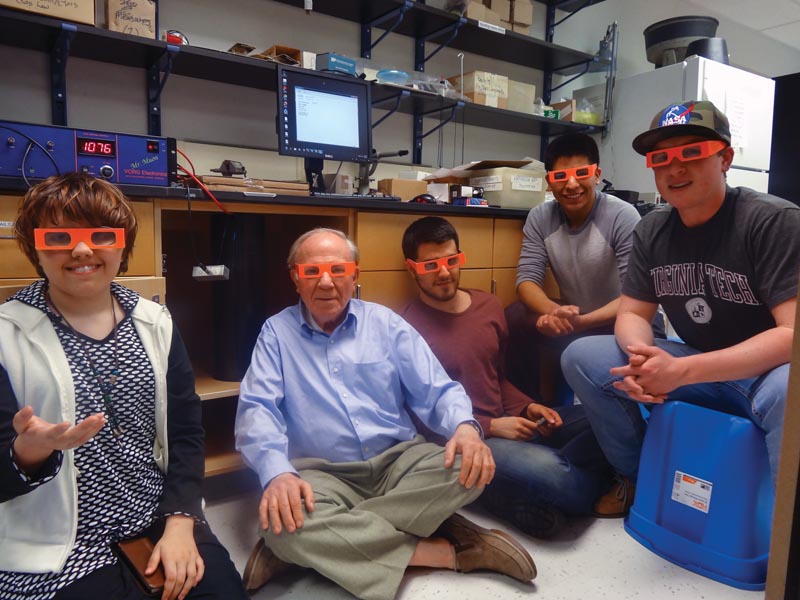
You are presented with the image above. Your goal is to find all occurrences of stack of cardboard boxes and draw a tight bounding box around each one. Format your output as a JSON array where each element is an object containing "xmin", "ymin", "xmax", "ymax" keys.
[
  {"xmin": 503, "ymin": 0, "xmax": 533, "ymax": 36},
  {"xmin": 460, "ymin": 0, "xmax": 533, "ymax": 35}
]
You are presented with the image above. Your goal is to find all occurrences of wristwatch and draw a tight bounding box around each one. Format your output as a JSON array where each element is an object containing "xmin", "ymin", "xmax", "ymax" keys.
[{"xmin": 459, "ymin": 420, "xmax": 484, "ymax": 439}]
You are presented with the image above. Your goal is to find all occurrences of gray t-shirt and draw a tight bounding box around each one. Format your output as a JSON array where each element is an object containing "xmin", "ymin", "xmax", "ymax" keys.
[{"xmin": 516, "ymin": 191, "xmax": 640, "ymax": 312}]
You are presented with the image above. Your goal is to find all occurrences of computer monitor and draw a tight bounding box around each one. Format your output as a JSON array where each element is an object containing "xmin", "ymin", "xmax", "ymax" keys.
[{"xmin": 277, "ymin": 65, "xmax": 372, "ymax": 165}]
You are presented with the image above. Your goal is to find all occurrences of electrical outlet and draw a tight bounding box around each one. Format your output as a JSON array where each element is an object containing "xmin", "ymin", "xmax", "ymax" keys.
[{"xmin": 192, "ymin": 265, "xmax": 230, "ymax": 281}]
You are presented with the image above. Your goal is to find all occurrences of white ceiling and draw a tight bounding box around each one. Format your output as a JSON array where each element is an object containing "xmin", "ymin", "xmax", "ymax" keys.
[{"xmin": 686, "ymin": 0, "xmax": 800, "ymax": 51}]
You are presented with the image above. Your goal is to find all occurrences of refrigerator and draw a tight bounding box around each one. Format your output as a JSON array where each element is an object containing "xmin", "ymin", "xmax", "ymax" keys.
[{"xmin": 594, "ymin": 56, "xmax": 775, "ymax": 197}]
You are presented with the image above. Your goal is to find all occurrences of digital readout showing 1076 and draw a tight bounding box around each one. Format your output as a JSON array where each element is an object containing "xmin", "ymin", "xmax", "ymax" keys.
[{"xmin": 76, "ymin": 137, "xmax": 116, "ymax": 157}]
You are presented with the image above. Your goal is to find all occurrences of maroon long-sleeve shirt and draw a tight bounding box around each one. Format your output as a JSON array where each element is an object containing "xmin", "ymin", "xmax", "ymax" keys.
[{"xmin": 400, "ymin": 289, "xmax": 532, "ymax": 437}]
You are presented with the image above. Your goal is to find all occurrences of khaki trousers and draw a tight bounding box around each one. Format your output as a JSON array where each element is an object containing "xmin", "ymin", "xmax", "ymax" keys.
[{"xmin": 263, "ymin": 437, "xmax": 481, "ymax": 600}]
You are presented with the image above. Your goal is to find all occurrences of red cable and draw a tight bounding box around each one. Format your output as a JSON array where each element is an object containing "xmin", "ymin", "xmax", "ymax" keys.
[
  {"xmin": 177, "ymin": 165, "xmax": 232, "ymax": 214},
  {"xmin": 176, "ymin": 147, "xmax": 197, "ymax": 175}
]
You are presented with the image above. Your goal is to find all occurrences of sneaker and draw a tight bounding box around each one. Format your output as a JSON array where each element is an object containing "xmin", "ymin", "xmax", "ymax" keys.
[
  {"xmin": 593, "ymin": 476, "xmax": 635, "ymax": 518},
  {"xmin": 241, "ymin": 538, "xmax": 292, "ymax": 593}
]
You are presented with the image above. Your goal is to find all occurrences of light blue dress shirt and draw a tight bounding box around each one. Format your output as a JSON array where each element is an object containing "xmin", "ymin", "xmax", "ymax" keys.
[{"xmin": 235, "ymin": 299, "xmax": 477, "ymax": 488}]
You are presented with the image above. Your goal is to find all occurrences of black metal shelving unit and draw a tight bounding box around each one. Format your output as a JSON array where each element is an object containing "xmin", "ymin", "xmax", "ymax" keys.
[{"xmin": 0, "ymin": 1, "xmax": 605, "ymax": 162}]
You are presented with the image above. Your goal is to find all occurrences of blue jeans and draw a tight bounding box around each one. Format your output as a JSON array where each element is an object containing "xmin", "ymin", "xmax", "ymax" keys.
[
  {"xmin": 561, "ymin": 335, "xmax": 789, "ymax": 487},
  {"xmin": 485, "ymin": 404, "xmax": 612, "ymax": 516}
]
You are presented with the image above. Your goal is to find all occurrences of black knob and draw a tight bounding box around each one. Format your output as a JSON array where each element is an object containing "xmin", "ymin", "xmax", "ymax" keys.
[{"xmin": 99, "ymin": 165, "xmax": 114, "ymax": 178}]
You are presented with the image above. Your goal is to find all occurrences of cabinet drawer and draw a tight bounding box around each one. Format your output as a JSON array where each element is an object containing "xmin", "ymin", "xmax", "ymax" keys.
[
  {"xmin": 356, "ymin": 212, "xmax": 494, "ymax": 271},
  {"xmin": 493, "ymin": 218, "xmax": 524, "ymax": 268}
]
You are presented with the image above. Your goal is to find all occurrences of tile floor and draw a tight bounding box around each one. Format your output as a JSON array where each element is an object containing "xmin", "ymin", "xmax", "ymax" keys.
[{"xmin": 204, "ymin": 472, "xmax": 765, "ymax": 600}]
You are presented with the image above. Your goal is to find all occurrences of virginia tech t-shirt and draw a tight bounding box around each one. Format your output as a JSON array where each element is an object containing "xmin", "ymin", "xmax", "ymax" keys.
[{"xmin": 623, "ymin": 187, "xmax": 800, "ymax": 352}]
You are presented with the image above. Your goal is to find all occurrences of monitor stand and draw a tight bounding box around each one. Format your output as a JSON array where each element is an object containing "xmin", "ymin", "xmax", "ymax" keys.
[{"xmin": 304, "ymin": 157, "xmax": 326, "ymax": 193}]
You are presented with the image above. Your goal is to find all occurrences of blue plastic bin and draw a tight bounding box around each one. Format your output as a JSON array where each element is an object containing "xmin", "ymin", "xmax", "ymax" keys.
[{"xmin": 624, "ymin": 401, "xmax": 774, "ymax": 590}]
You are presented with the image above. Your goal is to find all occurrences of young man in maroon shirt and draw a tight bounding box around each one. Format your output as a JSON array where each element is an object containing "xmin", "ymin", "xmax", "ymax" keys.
[{"xmin": 400, "ymin": 217, "xmax": 611, "ymax": 538}]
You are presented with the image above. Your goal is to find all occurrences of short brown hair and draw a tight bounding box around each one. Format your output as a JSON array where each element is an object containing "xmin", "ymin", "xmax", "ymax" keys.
[{"xmin": 14, "ymin": 173, "xmax": 138, "ymax": 277}]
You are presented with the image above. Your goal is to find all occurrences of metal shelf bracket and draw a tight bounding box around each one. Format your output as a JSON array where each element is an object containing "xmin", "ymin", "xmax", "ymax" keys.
[
  {"xmin": 50, "ymin": 23, "xmax": 76, "ymax": 126},
  {"xmin": 147, "ymin": 44, "xmax": 180, "ymax": 136},
  {"xmin": 412, "ymin": 101, "xmax": 463, "ymax": 163},
  {"xmin": 361, "ymin": 0, "xmax": 413, "ymax": 60},
  {"xmin": 372, "ymin": 89, "xmax": 411, "ymax": 128},
  {"xmin": 415, "ymin": 17, "xmax": 466, "ymax": 72}
]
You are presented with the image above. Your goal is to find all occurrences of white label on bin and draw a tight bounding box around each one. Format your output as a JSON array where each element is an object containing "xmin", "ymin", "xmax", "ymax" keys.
[
  {"xmin": 671, "ymin": 471, "xmax": 712, "ymax": 513},
  {"xmin": 510, "ymin": 175, "xmax": 543, "ymax": 192},
  {"xmin": 478, "ymin": 21, "xmax": 506, "ymax": 35},
  {"xmin": 469, "ymin": 175, "xmax": 503, "ymax": 192}
]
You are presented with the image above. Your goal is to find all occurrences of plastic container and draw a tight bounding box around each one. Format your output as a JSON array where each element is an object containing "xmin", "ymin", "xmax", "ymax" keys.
[
  {"xmin": 376, "ymin": 69, "xmax": 409, "ymax": 85},
  {"xmin": 625, "ymin": 401, "xmax": 774, "ymax": 590}
]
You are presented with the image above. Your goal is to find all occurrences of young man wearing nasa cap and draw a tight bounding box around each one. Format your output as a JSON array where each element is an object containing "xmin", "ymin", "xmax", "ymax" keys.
[{"xmin": 561, "ymin": 100, "xmax": 800, "ymax": 517}]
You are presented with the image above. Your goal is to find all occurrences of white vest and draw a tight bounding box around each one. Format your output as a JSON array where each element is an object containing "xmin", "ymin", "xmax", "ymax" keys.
[{"xmin": 0, "ymin": 296, "xmax": 172, "ymax": 573}]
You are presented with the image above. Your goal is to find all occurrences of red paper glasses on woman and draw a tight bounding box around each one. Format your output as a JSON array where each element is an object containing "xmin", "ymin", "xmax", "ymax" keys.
[{"xmin": 34, "ymin": 228, "xmax": 126, "ymax": 250}]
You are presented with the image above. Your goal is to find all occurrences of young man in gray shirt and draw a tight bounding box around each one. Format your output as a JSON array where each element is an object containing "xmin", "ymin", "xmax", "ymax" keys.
[{"xmin": 509, "ymin": 134, "xmax": 646, "ymax": 412}]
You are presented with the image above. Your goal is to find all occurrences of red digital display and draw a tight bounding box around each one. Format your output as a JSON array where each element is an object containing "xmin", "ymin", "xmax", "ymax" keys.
[{"xmin": 76, "ymin": 137, "xmax": 116, "ymax": 157}]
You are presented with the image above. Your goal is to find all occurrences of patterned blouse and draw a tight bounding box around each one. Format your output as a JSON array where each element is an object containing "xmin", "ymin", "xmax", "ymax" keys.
[{"xmin": 0, "ymin": 281, "xmax": 166, "ymax": 600}]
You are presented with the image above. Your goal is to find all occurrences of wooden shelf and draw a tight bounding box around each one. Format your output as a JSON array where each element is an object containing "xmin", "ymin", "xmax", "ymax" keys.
[
  {"xmin": 204, "ymin": 451, "xmax": 244, "ymax": 477},
  {"xmin": 195, "ymin": 370, "xmax": 240, "ymax": 401},
  {"xmin": 268, "ymin": 0, "xmax": 596, "ymax": 71}
]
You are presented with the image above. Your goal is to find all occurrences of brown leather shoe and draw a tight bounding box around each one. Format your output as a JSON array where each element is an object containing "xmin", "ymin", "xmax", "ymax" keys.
[
  {"xmin": 594, "ymin": 476, "xmax": 636, "ymax": 518},
  {"xmin": 436, "ymin": 513, "xmax": 537, "ymax": 582},
  {"xmin": 242, "ymin": 538, "xmax": 292, "ymax": 592}
]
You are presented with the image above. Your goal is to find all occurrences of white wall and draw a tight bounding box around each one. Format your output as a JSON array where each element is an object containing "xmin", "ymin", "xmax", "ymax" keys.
[{"xmin": 1, "ymin": 0, "xmax": 799, "ymax": 180}]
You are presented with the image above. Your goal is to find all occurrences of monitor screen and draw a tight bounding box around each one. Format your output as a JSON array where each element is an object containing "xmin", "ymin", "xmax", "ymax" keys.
[{"xmin": 277, "ymin": 65, "xmax": 372, "ymax": 163}]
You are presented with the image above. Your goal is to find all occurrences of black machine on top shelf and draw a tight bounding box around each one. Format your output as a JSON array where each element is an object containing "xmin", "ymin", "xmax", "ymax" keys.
[{"xmin": 276, "ymin": 65, "xmax": 372, "ymax": 194}]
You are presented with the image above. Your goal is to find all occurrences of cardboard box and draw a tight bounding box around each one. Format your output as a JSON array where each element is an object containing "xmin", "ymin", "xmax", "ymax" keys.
[
  {"xmin": 464, "ymin": 1, "xmax": 504, "ymax": 27},
  {"xmin": 377, "ymin": 178, "xmax": 427, "ymax": 201},
  {"xmin": 259, "ymin": 45, "xmax": 302, "ymax": 65},
  {"xmin": 0, "ymin": 0, "xmax": 95, "ymax": 25},
  {"xmin": 507, "ymin": 79, "xmax": 536, "ymax": 114},
  {"xmin": 107, "ymin": 0, "xmax": 155, "ymax": 38},
  {"xmin": 487, "ymin": 0, "xmax": 511, "ymax": 21},
  {"xmin": 552, "ymin": 99, "xmax": 576, "ymax": 122},
  {"xmin": 449, "ymin": 70, "xmax": 508, "ymax": 98},
  {"xmin": 511, "ymin": 22, "xmax": 531, "ymax": 35},
  {"xmin": 467, "ymin": 164, "xmax": 546, "ymax": 208},
  {"xmin": 511, "ymin": 0, "xmax": 533, "ymax": 26},
  {"xmin": 466, "ymin": 92, "xmax": 507, "ymax": 109}
]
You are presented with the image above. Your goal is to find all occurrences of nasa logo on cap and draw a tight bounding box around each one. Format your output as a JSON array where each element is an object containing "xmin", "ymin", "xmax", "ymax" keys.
[{"xmin": 659, "ymin": 103, "xmax": 695, "ymax": 127}]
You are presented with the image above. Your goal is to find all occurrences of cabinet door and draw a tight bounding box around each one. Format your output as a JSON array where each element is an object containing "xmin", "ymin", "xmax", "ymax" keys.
[
  {"xmin": 357, "ymin": 270, "xmax": 418, "ymax": 312},
  {"xmin": 356, "ymin": 212, "xmax": 494, "ymax": 271},
  {"xmin": 357, "ymin": 268, "xmax": 493, "ymax": 312},
  {"xmin": 493, "ymin": 217, "xmax": 524, "ymax": 268},
  {"xmin": 491, "ymin": 267, "xmax": 519, "ymax": 307},
  {"xmin": 127, "ymin": 201, "xmax": 156, "ymax": 276},
  {"xmin": 461, "ymin": 268, "xmax": 492, "ymax": 294},
  {"xmin": 0, "ymin": 196, "xmax": 38, "ymax": 278}
]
